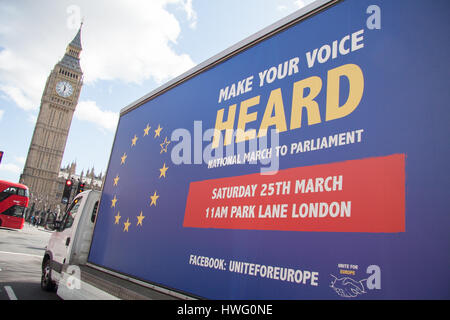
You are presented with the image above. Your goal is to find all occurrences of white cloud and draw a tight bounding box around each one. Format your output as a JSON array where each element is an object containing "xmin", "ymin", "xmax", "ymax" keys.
[
  {"xmin": 294, "ymin": 0, "xmax": 315, "ymax": 9},
  {"xmin": 0, "ymin": 48, "xmax": 45, "ymax": 111},
  {"xmin": 0, "ymin": 162, "xmax": 22, "ymax": 175},
  {"xmin": 79, "ymin": 0, "xmax": 196, "ymax": 84},
  {"xmin": 14, "ymin": 156, "xmax": 26, "ymax": 166},
  {"xmin": 74, "ymin": 100, "xmax": 119, "ymax": 132},
  {"xmin": 0, "ymin": 155, "xmax": 26, "ymax": 177},
  {"xmin": 0, "ymin": 85, "xmax": 35, "ymax": 111},
  {"xmin": 0, "ymin": 0, "xmax": 197, "ymax": 111},
  {"xmin": 0, "ymin": 109, "xmax": 4, "ymax": 121},
  {"xmin": 27, "ymin": 113, "xmax": 37, "ymax": 125},
  {"xmin": 180, "ymin": 0, "xmax": 198, "ymax": 29},
  {"xmin": 0, "ymin": 156, "xmax": 26, "ymax": 176}
]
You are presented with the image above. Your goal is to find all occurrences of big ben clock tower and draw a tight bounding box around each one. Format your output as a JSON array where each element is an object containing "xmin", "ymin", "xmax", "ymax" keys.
[{"xmin": 21, "ymin": 25, "xmax": 83, "ymax": 207}]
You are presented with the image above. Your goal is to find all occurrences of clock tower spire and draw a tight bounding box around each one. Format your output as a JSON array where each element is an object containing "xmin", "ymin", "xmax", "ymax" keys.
[{"xmin": 20, "ymin": 24, "xmax": 84, "ymax": 209}]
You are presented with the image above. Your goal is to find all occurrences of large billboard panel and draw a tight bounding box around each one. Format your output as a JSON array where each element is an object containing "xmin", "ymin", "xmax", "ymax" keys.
[{"xmin": 88, "ymin": 0, "xmax": 450, "ymax": 299}]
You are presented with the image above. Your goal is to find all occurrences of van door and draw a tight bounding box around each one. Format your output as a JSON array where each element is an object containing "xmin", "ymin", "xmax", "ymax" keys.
[{"xmin": 50, "ymin": 196, "xmax": 84, "ymax": 275}]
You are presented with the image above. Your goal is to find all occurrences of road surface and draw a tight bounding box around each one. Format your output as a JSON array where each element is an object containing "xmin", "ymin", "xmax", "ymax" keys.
[{"xmin": 0, "ymin": 223, "xmax": 60, "ymax": 300}]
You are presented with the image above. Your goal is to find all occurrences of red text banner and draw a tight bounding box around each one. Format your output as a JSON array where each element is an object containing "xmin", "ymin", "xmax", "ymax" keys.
[{"xmin": 183, "ymin": 154, "xmax": 405, "ymax": 233}]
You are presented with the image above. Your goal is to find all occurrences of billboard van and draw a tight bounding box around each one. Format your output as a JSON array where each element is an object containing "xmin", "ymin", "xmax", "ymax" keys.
[{"xmin": 88, "ymin": 0, "xmax": 450, "ymax": 299}]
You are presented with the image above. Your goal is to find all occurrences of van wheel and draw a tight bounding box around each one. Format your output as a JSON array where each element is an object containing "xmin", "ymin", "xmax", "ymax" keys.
[{"xmin": 41, "ymin": 259, "xmax": 56, "ymax": 292}]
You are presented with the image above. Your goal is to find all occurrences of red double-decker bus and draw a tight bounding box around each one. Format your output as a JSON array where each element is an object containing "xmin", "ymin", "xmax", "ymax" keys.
[{"xmin": 0, "ymin": 180, "xmax": 29, "ymax": 229}]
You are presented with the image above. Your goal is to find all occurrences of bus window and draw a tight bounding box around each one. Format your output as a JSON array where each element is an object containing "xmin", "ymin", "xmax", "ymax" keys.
[
  {"xmin": 4, "ymin": 187, "xmax": 18, "ymax": 195},
  {"xmin": 3, "ymin": 206, "xmax": 26, "ymax": 218},
  {"xmin": 0, "ymin": 193, "xmax": 8, "ymax": 202},
  {"xmin": 0, "ymin": 180, "xmax": 29, "ymax": 230},
  {"xmin": 0, "ymin": 187, "xmax": 18, "ymax": 202}
]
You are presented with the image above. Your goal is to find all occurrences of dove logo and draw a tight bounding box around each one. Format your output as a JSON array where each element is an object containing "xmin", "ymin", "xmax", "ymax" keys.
[{"xmin": 330, "ymin": 265, "xmax": 381, "ymax": 298}]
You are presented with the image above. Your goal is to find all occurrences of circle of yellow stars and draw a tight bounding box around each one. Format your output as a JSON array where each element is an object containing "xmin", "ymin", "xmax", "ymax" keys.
[{"xmin": 112, "ymin": 123, "xmax": 171, "ymax": 232}]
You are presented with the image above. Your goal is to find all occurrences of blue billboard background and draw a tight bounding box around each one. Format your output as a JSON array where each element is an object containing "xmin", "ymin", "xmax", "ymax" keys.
[{"xmin": 88, "ymin": 0, "xmax": 450, "ymax": 299}]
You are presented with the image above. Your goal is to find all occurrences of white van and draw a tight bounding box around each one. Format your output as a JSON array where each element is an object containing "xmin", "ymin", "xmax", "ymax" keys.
[
  {"xmin": 41, "ymin": 190, "xmax": 100, "ymax": 293},
  {"xmin": 41, "ymin": 190, "xmax": 180, "ymax": 299}
]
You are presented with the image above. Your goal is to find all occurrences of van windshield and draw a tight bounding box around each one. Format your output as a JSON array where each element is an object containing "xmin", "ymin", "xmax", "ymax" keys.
[{"xmin": 62, "ymin": 197, "xmax": 83, "ymax": 230}]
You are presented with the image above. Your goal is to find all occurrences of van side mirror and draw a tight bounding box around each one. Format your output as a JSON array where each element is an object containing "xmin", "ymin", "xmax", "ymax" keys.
[
  {"xmin": 44, "ymin": 221, "xmax": 55, "ymax": 231},
  {"xmin": 45, "ymin": 220, "xmax": 61, "ymax": 231}
]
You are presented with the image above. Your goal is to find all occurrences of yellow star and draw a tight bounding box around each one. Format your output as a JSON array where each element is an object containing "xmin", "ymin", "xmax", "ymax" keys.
[
  {"xmin": 159, "ymin": 162, "xmax": 169, "ymax": 178},
  {"xmin": 143, "ymin": 124, "xmax": 151, "ymax": 136},
  {"xmin": 114, "ymin": 212, "xmax": 121, "ymax": 224},
  {"xmin": 160, "ymin": 137, "xmax": 171, "ymax": 154},
  {"xmin": 113, "ymin": 174, "xmax": 120, "ymax": 186},
  {"xmin": 111, "ymin": 195, "xmax": 118, "ymax": 208},
  {"xmin": 120, "ymin": 153, "xmax": 127, "ymax": 165},
  {"xmin": 123, "ymin": 218, "xmax": 131, "ymax": 232},
  {"xmin": 154, "ymin": 124, "xmax": 163, "ymax": 138},
  {"xmin": 131, "ymin": 134, "xmax": 138, "ymax": 147},
  {"xmin": 136, "ymin": 211, "xmax": 145, "ymax": 226},
  {"xmin": 150, "ymin": 191, "xmax": 159, "ymax": 207}
]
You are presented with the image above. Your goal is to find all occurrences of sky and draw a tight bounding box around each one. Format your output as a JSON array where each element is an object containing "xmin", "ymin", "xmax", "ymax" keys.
[{"xmin": 0, "ymin": 0, "xmax": 314, "ymax": 183}]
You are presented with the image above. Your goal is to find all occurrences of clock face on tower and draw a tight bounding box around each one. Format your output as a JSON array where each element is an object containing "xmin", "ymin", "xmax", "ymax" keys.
[{"xmin": 55, "ymin": 81, "xmax": 73, "ymax": 98}]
